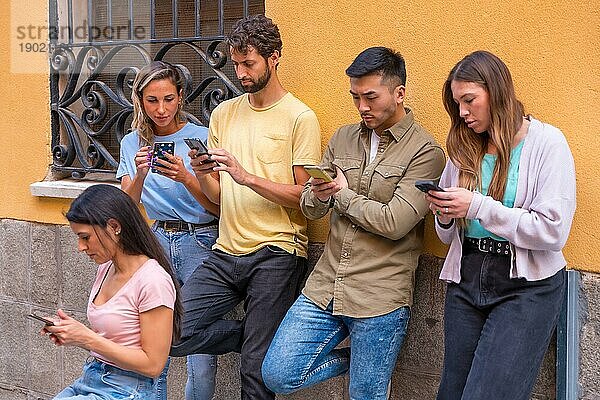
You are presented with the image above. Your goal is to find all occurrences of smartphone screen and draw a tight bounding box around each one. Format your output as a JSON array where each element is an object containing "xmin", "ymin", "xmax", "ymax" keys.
[
  {"xmin": 304, "ymin": 165, "xmax": 333, "ymax": 182},
  {"xmin": 183, "ymin": 138, "xmax": 209, "ymax": 155},
  {"xmin": 414, "ymin": 180, "xmax": 444, "ymax": 193},
  {"xmin": 184, "ymin": 138, "xmax": 219, "ymax": 166},
  {"xmin": 27, "ymin": 313, "xmax": 55, "ymax": 326},
  {"xmin": 151, "ymin": 141, "xmax": 175, "ymax": 173}
]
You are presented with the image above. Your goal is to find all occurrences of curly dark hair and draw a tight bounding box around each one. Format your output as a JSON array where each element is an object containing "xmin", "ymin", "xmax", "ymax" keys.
[{"xmin": 227, "ymin": 15, "xmax": 283, "ymax": 60}]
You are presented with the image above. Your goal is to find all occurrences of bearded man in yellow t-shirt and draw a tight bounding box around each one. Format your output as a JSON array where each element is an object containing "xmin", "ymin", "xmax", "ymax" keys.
[{"xmin": 170, "ymin": 15, "xmax": 321, "ymax": 400}]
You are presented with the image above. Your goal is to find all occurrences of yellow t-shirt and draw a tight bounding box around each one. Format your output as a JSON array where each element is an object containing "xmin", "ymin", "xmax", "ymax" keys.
[{"xmin": 208, "ymin": 93, "xmax": 321, "ymax": 257}]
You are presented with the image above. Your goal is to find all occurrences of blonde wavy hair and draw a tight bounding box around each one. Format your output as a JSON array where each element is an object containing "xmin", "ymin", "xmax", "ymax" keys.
[
  {"xmin": 443, "ymin": 51, "xmax": 524, "ymax": 201},
  {"xmin": 131, "ymin": 61, "xmax": 186, "ymax": 146}
]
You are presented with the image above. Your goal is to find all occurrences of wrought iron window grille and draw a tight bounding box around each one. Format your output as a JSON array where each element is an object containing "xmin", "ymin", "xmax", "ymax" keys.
[{"xmin": 49, "ymin": 0, "xmax": 263, "ymax": 180}]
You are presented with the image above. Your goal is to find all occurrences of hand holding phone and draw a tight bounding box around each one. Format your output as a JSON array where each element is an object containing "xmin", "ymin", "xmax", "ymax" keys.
[
  {"xmin": 151, "ymin": 141, "xmax": 175, "ymax": 173},
  {"xmin": 27, "ymin": 313, "xmax": 55, "ymax": 326},
  {"xmin": 184, "ymin": 138, "xmax": 219, "ymax": 165},
  {"xmin": 414, "ymin": 180, "xmax": 444, "ymax": 194},
  {"xmin": 304, "ymin": 165, "xmax": 333, "ymax": 182}
]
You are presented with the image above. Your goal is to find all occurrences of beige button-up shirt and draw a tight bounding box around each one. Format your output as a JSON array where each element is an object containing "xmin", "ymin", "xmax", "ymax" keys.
[{"xmin": 301, "ymin": 109, "xmax": 445, "ymax": 318}]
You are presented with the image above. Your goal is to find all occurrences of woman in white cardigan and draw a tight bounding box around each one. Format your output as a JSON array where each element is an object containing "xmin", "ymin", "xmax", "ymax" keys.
[{"xmin": 426, "ymin": 50, "xmax": 576, "ymax": 400}]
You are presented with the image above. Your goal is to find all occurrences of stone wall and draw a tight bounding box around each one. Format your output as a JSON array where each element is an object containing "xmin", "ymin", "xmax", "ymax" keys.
[
  {"xmin": 579, "ymin": 273, "xmax": 600, "ymax": 399},
  {"xmin": 0, "ymin": 218, "xmax": 596, "ymax": 399}
]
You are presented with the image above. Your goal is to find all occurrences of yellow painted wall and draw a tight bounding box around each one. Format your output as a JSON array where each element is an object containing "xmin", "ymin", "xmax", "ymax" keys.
[
  {"xmin": 267, "ymin": 0, "xmax": 600, "ymax": 272},
  {"xmin": 1, "ymin": 1, "xmax": 599, "ymax": 272},
  {"xmin": 1, "ymin": 0, "xmax": 74, "ymax": 224}
]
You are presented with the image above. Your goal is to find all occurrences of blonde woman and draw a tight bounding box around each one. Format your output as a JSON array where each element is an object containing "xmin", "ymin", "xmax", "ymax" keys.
[
  {"xmin": 426, "ymin": 51, "xmax": 576, "ymax": 400},
  {"xmin": 117, "ymin": 61, "xmax": 219, "ymax": 400}
]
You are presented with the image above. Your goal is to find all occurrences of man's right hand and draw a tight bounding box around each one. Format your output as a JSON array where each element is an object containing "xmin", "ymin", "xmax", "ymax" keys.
[{"xmin": 189, "ymin": 149, "xmax": 218, "ymax": 178}]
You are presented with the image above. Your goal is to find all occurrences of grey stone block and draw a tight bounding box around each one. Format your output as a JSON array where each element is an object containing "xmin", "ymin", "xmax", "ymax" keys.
[
  {"xmin": 29, "ymin": 315, "xmax": 61, "ymax": 395},
  {"xmin": 0, "ymin": 302, "xmax": 29, "ymax": 388},
  {"xmin": 4, "ymin": 221, "xmax": 592, "ymax": 400},
  {"xmin": 58, "ymin": 225, "xmax": 96, "ymax": 312},
  {"xmin": 166, "ymin": 356, "xmax": 187, "ymax": 400},
  {"xmin": 579, "ymin": 272, "xmax": 600, "ymax": 399},
  {"xmin": 279, "ymin": 376, "xmax": 347, "ymax": 400},
  {"xmin": 530, "ymin": 335, "xmax": 556, "ymax": 398},
  {"xmin": 392, "ymin": 369, "xmax": 440, "ymax": 400},
  {"xmin": 27, "ymin": 395, "xmax": 50, "ymax": 400},
  {"xmin": 0, "ymin": 384, "xmax": 28, "ymax": 400},
  {"xmin": 0, "ymin": 219, "xmax": 30, "ymax": 301},
  {"xmin": 397, "ymin": 254, "xmax": 445, "ymax": 372},
  {"xmin": 31, "ymin": 224, "xmax": 59, "ymax": 307},
  {"xmin": 214, "ymin": 353, "xmax": 241, "ymax": 400}
]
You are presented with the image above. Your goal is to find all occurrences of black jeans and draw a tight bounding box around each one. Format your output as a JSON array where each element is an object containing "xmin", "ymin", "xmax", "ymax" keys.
[
  {"xmin": 436, "ymin": 246, "xmax": 565, "ymax": 400},
  {"xmin": 171, "ymin": 246, "xmax": 307, "ymax": 400}
]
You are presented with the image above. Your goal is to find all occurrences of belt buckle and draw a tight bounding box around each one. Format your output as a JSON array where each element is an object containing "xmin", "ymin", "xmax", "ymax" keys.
[
  {"xmin": 478, "ymin": 239, "xmax": 490, "ymax": 253},
  {"xmin": 164, "ymin": 222, "xmax": 179, "ymax": 233}
]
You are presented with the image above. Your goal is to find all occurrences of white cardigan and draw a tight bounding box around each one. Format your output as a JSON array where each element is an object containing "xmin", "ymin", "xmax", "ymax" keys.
[{"xmin": 436, "ymin": 117, "xmax": 576, "ymax": 282}]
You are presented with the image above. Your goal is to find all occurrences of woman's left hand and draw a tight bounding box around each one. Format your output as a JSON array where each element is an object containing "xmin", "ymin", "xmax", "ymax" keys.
[
  {"xmin": 425, "ymin": 187, "xmax": 474, "ymax": 219},
  {"xmin": 152, "ymin": 152, "xmax": 193, "ymax": 183},
  {"xmin": 43, "ymin": 309, "xmax": 95, "ymax": 349}
]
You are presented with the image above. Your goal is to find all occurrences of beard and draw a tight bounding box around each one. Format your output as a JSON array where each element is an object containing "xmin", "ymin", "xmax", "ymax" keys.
[{"xmin": 241, "ymin": 66, "xmax": 271, "ymax": 94}]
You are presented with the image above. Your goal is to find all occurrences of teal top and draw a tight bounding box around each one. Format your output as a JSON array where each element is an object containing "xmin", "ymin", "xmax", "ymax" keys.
[{"xmin": 466, "ymin": 139, "xmax": 524, "ymax": 240}]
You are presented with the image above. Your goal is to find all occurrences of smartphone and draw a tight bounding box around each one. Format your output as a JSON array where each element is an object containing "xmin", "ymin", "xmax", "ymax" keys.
[
  {"xmin": 27, "ymin": 313, "xmax": 55, "ymax": 326},
  {"xmin": 184, "ymin": 138, "xmax": 219, "ymax": 165},
  {"xmin": 304, "ymin": 165, "xmax": 333, "ymax": 182},
  {"xmin": 414, "ymin": 179, "xmax": 445, "ymax": 193},
  {"xmin": 183, "ymin": 138, "xmax": 209, "ymax": 155},
  {"xmin": 151, "ymin": 141, "xmax": 175, "ymax": 173}
]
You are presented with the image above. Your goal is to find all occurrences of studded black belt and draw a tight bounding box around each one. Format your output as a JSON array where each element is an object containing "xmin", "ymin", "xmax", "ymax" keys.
[
  {"xmin": 154, "ymin": 220, "xmax": 217, "ymax": 233},
  {"xmin": 464, "ymin": 237, "xmax": 511, "ymax": 255}
]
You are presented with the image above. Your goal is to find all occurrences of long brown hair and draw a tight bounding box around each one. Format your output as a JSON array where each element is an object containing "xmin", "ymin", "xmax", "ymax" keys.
[
  {"xmin": 443, "ymin": 51, "xmax": 524, "ymax": 201},
  {"xmin": 131, "ymin": 61, "xmax": 186, "ymax": 146},
  {"xmin": 66, "ymin": 184, "xmax": 183, "ymax": 340}
]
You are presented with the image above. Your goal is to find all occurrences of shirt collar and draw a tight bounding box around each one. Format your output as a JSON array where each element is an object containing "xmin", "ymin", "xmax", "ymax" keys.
[{"xmin": 360, "ymin": 107, "xmax": 415, "ymax": 142}]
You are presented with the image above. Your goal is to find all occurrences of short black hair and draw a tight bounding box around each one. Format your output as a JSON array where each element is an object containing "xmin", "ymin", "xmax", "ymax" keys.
[{"xmin": 346, "ymin": 47, "xmax": 406, "ymax": 87}]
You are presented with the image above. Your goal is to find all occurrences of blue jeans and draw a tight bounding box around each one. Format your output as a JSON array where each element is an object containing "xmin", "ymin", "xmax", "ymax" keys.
[
  {"xmin": 171, "ymin": 246, "xmax": 307, "ymax": 400},
  {"xmin": 436, "ymin": 246, "xmax": 566, "ymax": 400},
  {"xmin": 262, "ymin": 294, "xmax": 410, "ymax": 400},
  {"xmin": 153, "ymin": 224, "xmax": 218, "ymax": 400},
  {"xmin": 54, "ymin": 359, "xmax": 156, "ymax": 399}
]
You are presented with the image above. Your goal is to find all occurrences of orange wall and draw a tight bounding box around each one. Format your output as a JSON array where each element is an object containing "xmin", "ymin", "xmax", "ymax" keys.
[
  {"xmin": 1, "ymin": 0, "xmax": 599, "ymax": 272},
  {"xmin": 268, "ymin": 1, "xmax": 600, "ymax": 271},
  {"xmin": 1, "ymin": 1, "xmax": 74, "ymax": 223}
]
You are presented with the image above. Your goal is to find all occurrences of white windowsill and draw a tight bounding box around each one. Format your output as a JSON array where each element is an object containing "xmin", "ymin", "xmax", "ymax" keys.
[{"xmin": 30, "ymin": 179, "xmax": 121, "ymax": 199}]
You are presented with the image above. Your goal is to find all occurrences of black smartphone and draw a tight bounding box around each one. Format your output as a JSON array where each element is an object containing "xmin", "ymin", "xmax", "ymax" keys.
[
  {"xmin": 27, "ymin": 313, "xmax": 55, "ymax": 326},
  {"xmin": 151, "ymin": 141, "xmax": 175, "ymax": 173},
  {"xmin": 183, "ymin": 138, "xmax": 219, "ymax": 165},
  {"xmin": 414, "ymin": 179, "xmax": 445, "ymax": 193},
  {"xmin": 183, "ymin": 138, "xmax": 209, "ymax": 155}
]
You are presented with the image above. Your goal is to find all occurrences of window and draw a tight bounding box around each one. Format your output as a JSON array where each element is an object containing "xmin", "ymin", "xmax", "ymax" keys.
[{"xmin": 48, "ymin": 0, "xmax": 264, "ymax": 180}]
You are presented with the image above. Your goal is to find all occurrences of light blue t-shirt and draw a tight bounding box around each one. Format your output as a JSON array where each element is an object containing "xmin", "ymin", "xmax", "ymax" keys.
[
  {"xmin": 117, "ymin": 122, "xmax": 217, "ymax": 224},
  {"xmin": 466, "ymin": 140, "xmax": 524, "ymax": 240}
]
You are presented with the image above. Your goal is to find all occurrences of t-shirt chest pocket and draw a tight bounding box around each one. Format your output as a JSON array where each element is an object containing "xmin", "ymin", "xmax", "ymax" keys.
[
  {"xmin": 256, "ymin": 133, "xmax": 288, "ymax": 164},
  {"xmin": 371, "ymin": 164, "xmax": 406, "ymax": 203}
]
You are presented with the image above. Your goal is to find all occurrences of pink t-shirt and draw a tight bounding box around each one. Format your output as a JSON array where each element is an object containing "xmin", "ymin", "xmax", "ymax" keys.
[{"xmin": 87, "ymin": 259, "xmax": 176, "ymax": 364}]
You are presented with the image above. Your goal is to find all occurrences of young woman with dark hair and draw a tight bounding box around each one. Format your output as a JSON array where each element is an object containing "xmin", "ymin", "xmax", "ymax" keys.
[
  {"xmin": 43, "ymin": 184, "xmax": 181, "ymax": 399},
  {"xmin": 426, "ymin": 51, "xmax": 576, "ymax": 400}
]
